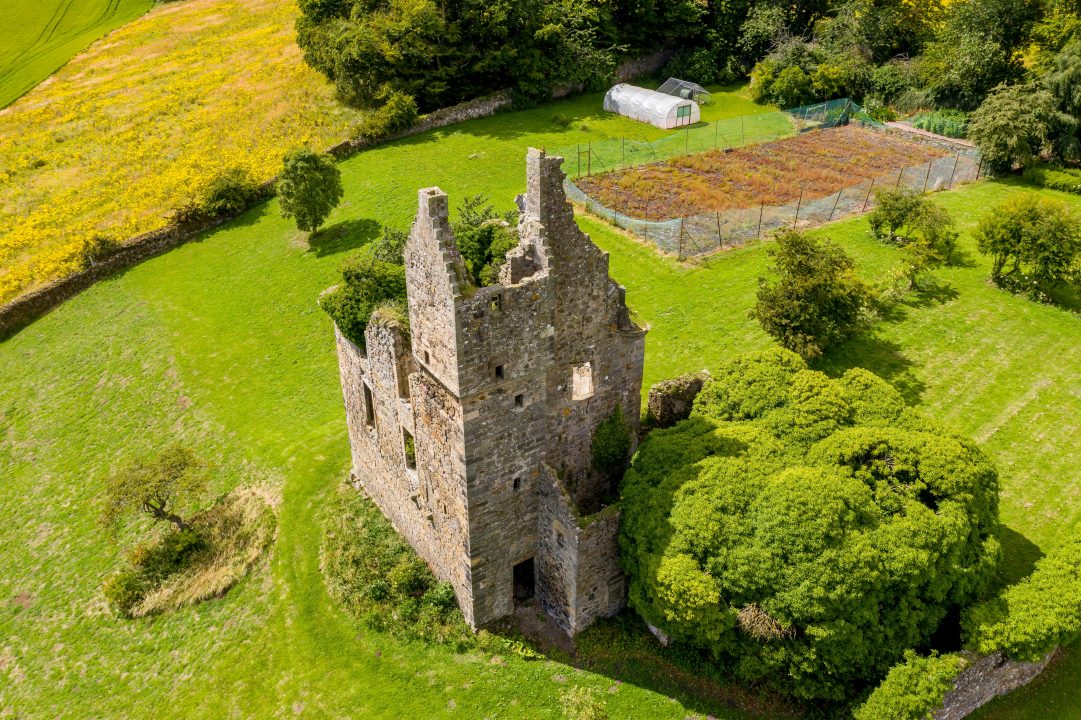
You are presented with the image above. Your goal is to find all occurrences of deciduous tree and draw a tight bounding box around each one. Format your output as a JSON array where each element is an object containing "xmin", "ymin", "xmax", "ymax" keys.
[{"xmin": 278, "ymin": 149, "xmax": 344, "ymax": 233}]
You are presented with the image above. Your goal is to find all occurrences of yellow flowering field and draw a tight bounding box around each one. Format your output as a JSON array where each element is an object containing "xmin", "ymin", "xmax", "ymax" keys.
[{"xmin": 0, "ymin": 0, "xmax": 366, "ymax": 305}]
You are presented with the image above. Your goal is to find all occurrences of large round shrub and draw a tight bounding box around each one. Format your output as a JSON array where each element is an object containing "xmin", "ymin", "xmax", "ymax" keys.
[{"xmin": 620, "ymin": 349, "xmax": 1000, "ymax": 702}]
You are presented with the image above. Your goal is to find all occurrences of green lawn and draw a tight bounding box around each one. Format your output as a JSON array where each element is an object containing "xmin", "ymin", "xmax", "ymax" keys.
[
  {"xmin": 1, "ymin": 87, "xmax": 1079, "ymax": 718},
  {"xmin": 0, "ymin": 0, "xmax": 152, "ymax": 108}
]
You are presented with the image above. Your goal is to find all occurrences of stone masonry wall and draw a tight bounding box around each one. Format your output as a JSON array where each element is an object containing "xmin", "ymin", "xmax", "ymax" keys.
[
  {"xmin": 575, "ymin": 508, "xmax": 625, "ymax": 631},
  {"xmin": 336, "ymin": 322, "xmax": 475, "ymax": 623},
  {"xmin": 520, "ymin": 148, "xmax": 647, "ymax": 511},
  {"xmin": 934, "ymin": 650, "xmax": 1057, "ymax": 720}
]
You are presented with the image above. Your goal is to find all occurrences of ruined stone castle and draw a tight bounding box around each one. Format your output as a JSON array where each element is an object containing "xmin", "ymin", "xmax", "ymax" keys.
[{"xmin": 334, "ymin": 148, "xmax": 646, "ymax": 635}]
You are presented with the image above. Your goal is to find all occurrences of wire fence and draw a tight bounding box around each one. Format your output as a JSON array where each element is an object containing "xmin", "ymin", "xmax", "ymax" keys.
[
  {"xmin": 559, "ymin": 98, "xmax": 984, "ymax": 260},
  {"xmin": 557, "ymin": 98, "xmax": 866, "ymax": 179}
]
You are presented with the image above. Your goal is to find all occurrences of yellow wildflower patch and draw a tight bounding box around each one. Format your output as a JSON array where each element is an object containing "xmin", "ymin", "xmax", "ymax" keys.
[{"xmin": 0, "ymin": 0, "xmax": 365, "ymax": 305}]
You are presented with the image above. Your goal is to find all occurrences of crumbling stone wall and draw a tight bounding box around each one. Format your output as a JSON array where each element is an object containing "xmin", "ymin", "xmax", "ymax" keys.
[
  {"xmin": 934, "ymin": 650, "xmax": 1057, "ymax": 720},
  {"xmin": 647, "ymin": 371, "xmax": 710, "ymax": 428},
  {"xmin": 337, "ymin": 148, "xmax": 645, "ymax": 635}
]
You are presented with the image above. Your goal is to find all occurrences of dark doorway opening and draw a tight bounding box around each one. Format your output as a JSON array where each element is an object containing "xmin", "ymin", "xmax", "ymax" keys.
[{"xmin": 513, "ymin": 558, "xmax": 535, "ymax": 602}]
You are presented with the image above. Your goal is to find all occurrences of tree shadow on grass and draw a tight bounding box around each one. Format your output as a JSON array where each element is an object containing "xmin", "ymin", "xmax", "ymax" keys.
[
  {"xmin": 815, "ymin": 334, "xmax": 926, "ymax": 405},
  {"xmin": 306, "ymin": 218, "xmax": 381, "ymax": 258},
  {"xmin": 491, "ymin": 610, "xmax": 807, "ymax": 720},
  {"xmin": 996, "ymin": 525, "xmax": 1044, "ymax": 589}
]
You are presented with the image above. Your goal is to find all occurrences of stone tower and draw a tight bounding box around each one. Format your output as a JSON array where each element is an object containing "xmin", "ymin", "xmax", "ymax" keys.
[{"xmin": 335, "ymin": 148, "xmax": 646, "ymax": 634}]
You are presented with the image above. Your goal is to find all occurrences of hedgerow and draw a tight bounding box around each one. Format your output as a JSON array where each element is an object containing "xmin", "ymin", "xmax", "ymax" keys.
[
  {"xmin": 964, "ymin": 536, "xmax": 1081, "ymax": 661},
  {"xmin": 853, "ymin": 651, "xmax": 968, "ymax": 720},
  {"xmin": 620, "ymin": 348, "xmax": 1000, "ymax": 702}
]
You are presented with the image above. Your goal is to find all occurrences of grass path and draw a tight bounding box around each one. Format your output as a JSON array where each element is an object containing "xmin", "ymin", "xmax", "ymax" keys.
[
  {"xmin": 0, "ymin": 0, "xmax": 151, "ymax": 107},
  {"xmin": 1, "ymin": 89, "xmax": 1078, "ymax": 718}
]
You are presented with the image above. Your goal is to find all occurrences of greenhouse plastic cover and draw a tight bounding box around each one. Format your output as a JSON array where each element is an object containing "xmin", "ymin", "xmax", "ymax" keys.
[{"xmin": 603, "ymin": 84, "xmax": 698, "ymax": 128}]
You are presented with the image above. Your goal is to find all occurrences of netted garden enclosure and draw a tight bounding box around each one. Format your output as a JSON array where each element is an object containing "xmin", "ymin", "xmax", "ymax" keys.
[{"xmin": 560, "ymin": 100, "xmax": 983, "ymax": 260}]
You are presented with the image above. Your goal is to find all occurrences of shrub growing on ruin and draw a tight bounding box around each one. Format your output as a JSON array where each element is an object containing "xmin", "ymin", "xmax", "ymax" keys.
[
  {"xmin": 853, "ymin": 651, "xmax": 968, "ymax": 720},
  {"xmin": 321, "ymin": 253, "xmax": 407, "ymax": 348},
  {"xmin": 619, "ymin": 349, "xmax": 1000, "ymax": 702},
  {"xmin": 453, "ymin": 194, "xmax": 519, "ymax": 286},
  {"xmin": 964, "ymin": 536, "xmax": 1081, "ymax": 661},
  {"xmin": 591, "ymin": 404, "xmax": 633, "ymax": 481},
  {"xmin": 201, "ymin": 168, "xmax": 263, "ymax": 217},
  {"xmin": 750, "ymin": 230, "xmax": 871, "ymax": 360},
  {"xmin": 371, "ymin": 225, "xmax": 408, "ymax": 264},
  {"xmin": 278, "ymin": 149, "xmax": 344, "ymax": 233}
]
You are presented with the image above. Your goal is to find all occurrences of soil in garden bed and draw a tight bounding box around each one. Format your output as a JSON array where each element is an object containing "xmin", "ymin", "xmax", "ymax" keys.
[{"xmin": 575, "ymin": 125, "xmax": 948, "ymax": 221}]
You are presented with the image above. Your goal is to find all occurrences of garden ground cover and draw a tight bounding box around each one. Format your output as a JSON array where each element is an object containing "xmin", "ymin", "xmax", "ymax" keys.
[
  {"xmin": 576, "ymin": 124, "xmax": 947, "ymax": 220},
  {"xmin": 0, "ymin": 0, "xmax": 151, "ymax": 108},
  {"xmin": 1, "ymin": 88, "xmax": 1079, "ymax": 718}
]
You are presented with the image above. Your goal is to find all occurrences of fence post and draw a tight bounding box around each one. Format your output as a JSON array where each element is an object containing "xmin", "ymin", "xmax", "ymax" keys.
[
  {"xmin": 862, "ymin": 177, "xmax": 876, "ymax": 212},
  {"xmin": 714, "ymin": 122, "xmax": 718, "ymax": 149},
  {"xmin": 922, "ymin": 160, "xmax": 933, "ymax": 194},
  {"xmin": 828, "ymin": 189, "xmax": 842, "ymax": 222},
  {"xmin": 685, "ymin": 127, "xmax": 689, "ymax": 155},
  {"xmin": 621, "ymin": 137, "xmax": 625, "ymax": 167},
  {"xmin": 577, "ymin": 144, "xmax": 581, "ymax": 178},
  {"xmin": 948, "ymin": 153, "xmax": 960, "ymax": 189},
  {"xmin": 793, "ymin": 188, "xmax": 804, "ymax": 229},
  {"xmin": 587, "ymin": 142, "xmax": 591, "ymax": 176},
  {"xmin": 757, "ymin": 201, "xmax": 765, "ymax": 239},
  {"xmin": 716, "ymin": 211, "xmax": 722, "ymax": 247},
  {"xmin": 741, "ymin": 114, "xmax": 746, "ymax": 146},
  {"xmin": 976, "ymin": 157, "xmax": 984, "ymax": 179},
  {"xmin": 894, "ymin": 168, "xmax": 903, "ymax": 188},
  {"xmin": 678, "ymin": 217, "xmax": 685, "ymax": 261}
]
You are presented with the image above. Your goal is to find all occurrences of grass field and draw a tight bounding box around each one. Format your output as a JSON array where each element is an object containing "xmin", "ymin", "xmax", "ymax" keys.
[
  {"xmin": 0, "ymin": 0, "xmax": 369, "ymax": 307},
  {"xmin": 0, "ymin": 0, "xmax": 152, "ymax": 108},
  {"xmin": 1, "ymin": 88, "xmax": 1079, "ymax": 718}
]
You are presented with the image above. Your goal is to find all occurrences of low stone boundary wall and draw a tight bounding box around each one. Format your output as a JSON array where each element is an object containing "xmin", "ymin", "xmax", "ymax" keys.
[{"xmin": 936, "ymin": 650, "xmax": 1058, "ymax": 720}]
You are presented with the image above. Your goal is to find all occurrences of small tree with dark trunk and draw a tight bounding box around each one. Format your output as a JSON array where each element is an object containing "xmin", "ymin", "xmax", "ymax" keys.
[
  {"xmin": 100, "ymin": 443, "xmax": 209, "ymax": 534},
  {"xmin": 278, "ymin": 148, "xmax": 344, "ymax": 233}
]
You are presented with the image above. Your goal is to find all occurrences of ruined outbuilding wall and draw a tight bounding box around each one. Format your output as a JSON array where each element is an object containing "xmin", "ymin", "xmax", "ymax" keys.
[{"xmin": 934, "ymin": 650, "xmax": 1057, "ymax": 720}]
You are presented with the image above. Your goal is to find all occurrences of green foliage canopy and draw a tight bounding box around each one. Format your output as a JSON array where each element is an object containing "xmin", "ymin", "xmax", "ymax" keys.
[
  {"xmin": 868, "ymin": 188, "xmax": 958, "ymax": 286},
  {"xmin": 321, "ymin": 254, "xmax": 407, "ymax": 348},
  {"xmin": 965, "ymin": 536, "xmax": 1081, "ymax": 661},
  {"xmin": 969, "ymin": 83, "xmax": 1076, "ymax": 172},
  {"xmin": 620, "ymin": 349, "xmax": 1000, "ymax": 701},
  {"xmin": 853, "ymin": 651, "xmax": 968, "ymax": 720},
  {"xmin": 750, "ymin": 230, "xmax": 870, "ymax": 360},
  {"xmin": 99, "ymin": 443, "xmax": 209, "ymax": 534},
  {"xmin": 278, "ymin": 149, "xmax": 344, "ymax": 233},
  {"xmin": 974, "ymin": 193, "xmax": 1081, "ymax": 286}
]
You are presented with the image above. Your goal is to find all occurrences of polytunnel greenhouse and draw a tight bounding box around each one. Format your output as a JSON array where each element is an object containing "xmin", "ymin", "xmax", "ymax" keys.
[{"xmin": 602, "ymin": 84, "xmax": 700, "ymax": 129}]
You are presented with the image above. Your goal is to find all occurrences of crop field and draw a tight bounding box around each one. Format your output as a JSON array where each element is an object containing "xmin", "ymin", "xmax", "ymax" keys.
[
  {"xmin": 576, "ymin": 125, "xmax": 948, "ymax": 220},
  {"xmin": 0, "ymin": 0, "xmax": 151, "ymax": 108},
  {"xmin": 0, "ymin": 0, "xmax": 367, "ymax": 307},
  {"xmin": 1, "ymin": 89, "xmax": 1079, "ymax": 719}
]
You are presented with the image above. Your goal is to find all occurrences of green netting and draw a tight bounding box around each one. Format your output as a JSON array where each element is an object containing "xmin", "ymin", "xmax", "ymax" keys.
[
  {"xmin": 557, "ymin": 98, "xmax": 872, "ymax": 179},
  {"xmin": 560, "ymin": 99, "xmax": 983, "ymax": 260}
]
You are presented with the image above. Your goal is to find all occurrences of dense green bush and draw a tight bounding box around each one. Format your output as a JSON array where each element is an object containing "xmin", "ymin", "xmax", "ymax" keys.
[
  {"xmin": 912, "ymin": 110, "xmax": 969, "ymax": 138},
  {"xmin": 371, "ymin": 225, "xmax": 408, "ymax": 264},
  {"xmin": 750, "ymin": 230, "xmax": 871, "ymax": 360},
  {"xmin": 321, "ymin": 254, "xmax": 407, "ymax": 347},
  {"xmin": 201, "ymin": 168, "xmax": 263, "ymax": 217},
  {"xmin": 80, "ymin": 234, "xmax": 121, "ymax": 269},
  {"xmin": 103, "ymin": 527, "xmax": 208, "ymax": 617},
  {"xmin": 964, "ymin": 536, "xmax": 1081, "ymax": 661},
  {"xmin": 322, "ymin": 484, "xmax": 472, "ymax": 647},
  {"xmin": 1021, "ymin": 163, "xmax": 1081, "ymax": 194},
  {"xmin": 973, "ymin": 193, "xmax": 1081, "ymax": 291},
  {"xmin": 591, "ymin": 405, "xmax": 633, "ymax": 480},
  {"xmin": 968, "ymin": 83, "xmax": 1076, "ymax": 172},
  {"xmin": 853, "ymin": 651, "xmax": 968, "ymax": 720},
  {"xmin": 868, "ymin": 188, "xmax": 958, "ymax": 287},
  {"xmin": 357, "ymin": 91, "xmax": 419, "ymax": 141},
  {"xmin": 620, "ymin": 349, "xmax": 1000, "ymax": 702},
  {"xmin": 278, "ymin": 149, "xmax": 344, "ymax": 233}
]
